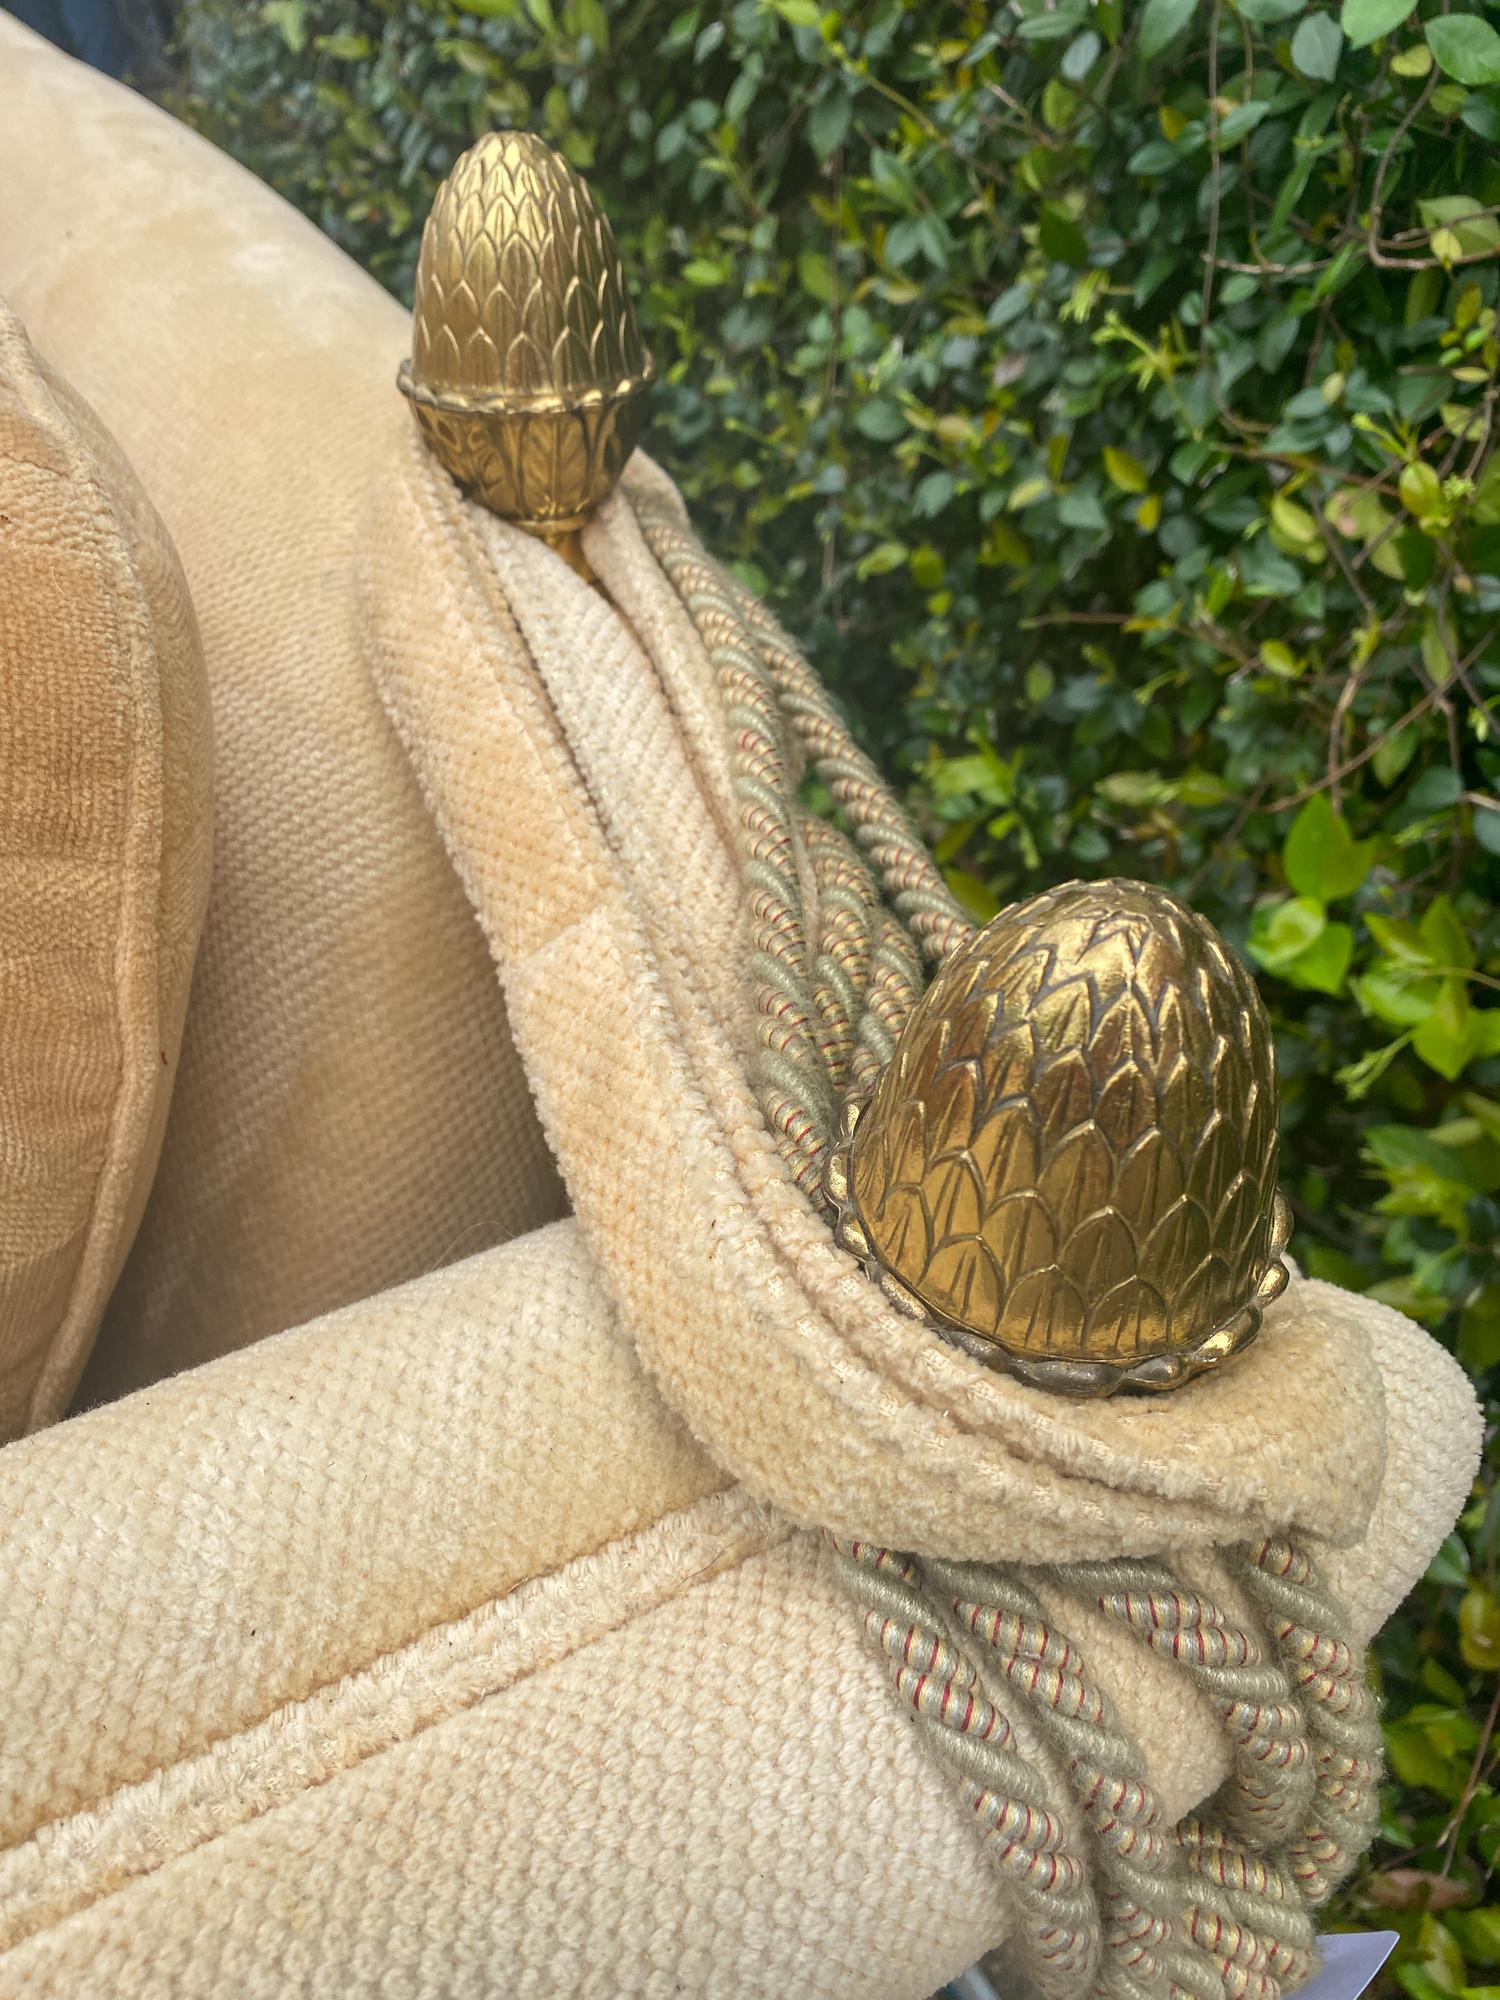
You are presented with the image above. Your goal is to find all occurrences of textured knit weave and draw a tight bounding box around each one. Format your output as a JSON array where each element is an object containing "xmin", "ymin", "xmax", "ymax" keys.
[
  {"xmin": 0, "ymin": 298, "xmax": 212, "ymax": 1437},
  {"xmin": 0, "ymin": 1218, "xmax": 718, "ymax": 1852},
  {"xmin": 0, "ymin": 11, "xmax": 563, "ymax": 1402},
  {"xmin": 0, "ymin": 1269, "xmax": 1474, "ymax": 1997}
]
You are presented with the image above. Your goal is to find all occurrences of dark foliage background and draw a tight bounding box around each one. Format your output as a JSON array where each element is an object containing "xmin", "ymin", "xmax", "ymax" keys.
[{"xmin": 170, "ymin": 0, "xmax": 1500, "ymax": 1983}]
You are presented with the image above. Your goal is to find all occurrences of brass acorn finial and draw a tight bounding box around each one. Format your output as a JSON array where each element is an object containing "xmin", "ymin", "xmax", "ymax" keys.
[
  {"xmin": 398, "ymin": 131, "xmax": 653, "ymax": 553},
  {"xmin": 827, "ymin": 879, "xmax": 1292, "ymax": 1397}
]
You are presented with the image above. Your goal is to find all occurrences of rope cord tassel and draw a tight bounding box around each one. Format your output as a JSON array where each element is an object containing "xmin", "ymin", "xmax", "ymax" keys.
[
  {"xmin": 1046, "ymin": 1560, "xmax": 1316, "ymax": 1853},
  {"xmin": 1236, "ymin": 1541, "xmax": 1383, "ymax": 1907},
  {"xmin": 926, "ymin": 1555, "xmax": 1228, "ymax": 2000}
]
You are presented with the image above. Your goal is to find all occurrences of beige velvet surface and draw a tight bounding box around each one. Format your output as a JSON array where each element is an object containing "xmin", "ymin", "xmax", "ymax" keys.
[
  {"xmin": 0, "ymin": 11, "xmax": 563, "ymax": 1402},
  {"xmin": 0, "ymin": 1526, "xmax": 1009, "ymax": 2000},
  {"xmin": 0, "ymin": 298, "xmax": 212, "ymax": 1437}
]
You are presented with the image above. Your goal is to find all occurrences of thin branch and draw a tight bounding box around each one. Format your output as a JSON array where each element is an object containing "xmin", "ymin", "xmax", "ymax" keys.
[
  {"xmin": 1268, "ymin": 628, "xmax": 1497, "ymax": 811},
  {"xmin": 1268, "ymin": 686, "xmax": 1444, "ymax": 811},
  {"xmin": 1366, "ymin": 64, "xmax": 1437, "ymax": 268},
  {"xmin": 1201, "ymin": 0, "xmax": 1223, "ymax": 331},
  {"xmin": 1441, "ymin": 1674, "xmax": 1500, "ymax": 1880}
]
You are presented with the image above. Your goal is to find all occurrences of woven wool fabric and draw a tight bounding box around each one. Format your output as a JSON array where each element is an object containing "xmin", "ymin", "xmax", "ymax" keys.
[
  {"xmin": 0, "ymin": 1218, "xmax": 720, "ymax": 1852},
  {"xmin": 0, "ymin": 1484, "xmax": 785, "ymax": 1951},
  {"xmin": 0, "ymin": 297, "xmax": 212, "ymax": 1438},
  {"xmin": 0, "ymin": 1533, "xmax": 1008, "ymax": 2000},
  {"xmin": 360, "ymin": 435, "xmax": 1479, "ymax": 1565},
  {"xmin": 0, "ymin": 1285, "xmax": 1473, "ymax": 1996},
  {"xmin": 0, "ymin": 12, "xmax": 563, "ymax": 1401}
]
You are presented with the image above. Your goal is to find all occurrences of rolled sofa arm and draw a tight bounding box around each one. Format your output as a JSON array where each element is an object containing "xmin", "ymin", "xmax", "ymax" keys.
[{"xmin": 0, "ymin": 1219, "xmax": 1476, "ymax": 1997}]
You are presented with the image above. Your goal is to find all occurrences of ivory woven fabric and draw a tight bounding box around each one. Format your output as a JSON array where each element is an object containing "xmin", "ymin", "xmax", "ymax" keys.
[
  {"xmin": 0, "ymin": 1218, "xmax": 719, "ymax": 1853},
  {"xmin": 0, "ymin": 1266, "xmax": 1473, "ymax": 1997},
  {"xmin": 360, "ymin": 437, "xmax": 1477, "ymax": 1564},
  {"xmin": 0, "ymin": 298, "xmax": 212, "ymax": 1437},
  {"xmin": 0, "ymin": 12, "xmax": 563, "ymax": 1402}
]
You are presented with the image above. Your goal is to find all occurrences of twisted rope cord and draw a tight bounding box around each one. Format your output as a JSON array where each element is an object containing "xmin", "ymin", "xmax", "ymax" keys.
[
  {"xmin": 928, "ymin": 1556, "xmax": 1228, "ymax": 2000},
  {"xmin": 712, "ymin": 556, "xmax": 972, "ymax": 966},
  {"xmin": 1045, "ymin": 1561, "xmax": 1315, "ymax": 1853},
  {"xmin": 636, "ymin": 494, "xmax": 1380, "ymax": 1998},
  {"xmin": 828, "ymin": 1538, "xmax": 1104, "ymax": 2000},
  {"xmin": 850, "ymin": 909, "xmax": 924, "ymax": 1097},
  {"xmin": 640, "ymin": 503, "xmax": 833, "ymax": 1195},
  {"xmin": 1042, "ymin": 1560, "xmax": 1326, "ymax": 2000},
  {"xmin": 638, "ymin": 499, "xmax": 972, "ymax": 971},
  {"xmin": 1236, "ymin": 1540, "xmax": 1383, "ymax": 1907},
  {"xmin": 799, "ymin": 811, "xmax": 881, "ymax": 1101}
]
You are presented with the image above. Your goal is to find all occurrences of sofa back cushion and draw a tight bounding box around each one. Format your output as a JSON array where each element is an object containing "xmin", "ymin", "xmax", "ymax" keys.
[{"xmin": 0, "ymin": 15, "xmax": 564, "ymax": 1403}]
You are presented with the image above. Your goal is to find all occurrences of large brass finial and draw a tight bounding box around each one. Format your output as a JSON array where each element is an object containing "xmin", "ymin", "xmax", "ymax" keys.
[
  {"xmin": 398, "ymin": 131, "xmax": 653, "ymax": 560},
  {"xmin": 827, "ymin": 880, "xmax": 1292, "ymax": 1396}
]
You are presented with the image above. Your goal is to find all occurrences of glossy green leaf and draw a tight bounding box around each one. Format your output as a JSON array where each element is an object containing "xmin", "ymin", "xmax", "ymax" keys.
[
  {"xmin": 1419, "ymin": 196, "xmax": 1500, "ymax": 262},
  {"xmin": 1414, "ymin": 981, "xmax": 1481, "ymax": 1080},
  {"xmin": 1420, "ymin": 896, "xmax": 1476, "ymax": 974},
  {"xmin": 1104, "ymin": 446, "xmax": 1149, "ymax": 492},
  {"xmin": 1426, "ymin": 13, "xmax": 1500, "ymax": 84},
  {"xmin": 260, "ymin": 0, "xmax": 307, "ymax": 51},
  {"xmin": 1459, "ymin": 1586, "xmax": 1500, "ymax": 1671},
  {"xmin": 1283, "ymin": 792, "xmax": 1376, "ymax": 901},
  {"xmin": 1291, "ymin": 10, "xmax": 1343, "ymax": 76},
  {"xmin": 1138, "ymin": 0, "xmax": 1197, "ymax": 59},
  {"xmin": 1248, "ymin": 898, "xmax": 1354, "ymax": 992},
  {"xmin": 1039, "ymin": 204, "xmax": 1089, "ymax": 266},
  {"xmin": 807, "ymin": 90, "xmax": 853, "ymax": 161},
  {"xmin": 1339, "ymin": 0, "xmax": 1415, "ymax": 46}
]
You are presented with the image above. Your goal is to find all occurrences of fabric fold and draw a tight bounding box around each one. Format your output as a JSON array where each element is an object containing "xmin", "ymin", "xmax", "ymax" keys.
[{"xmin": 358, "ymin": 437, "xmax": 1459, "ymax": 1565}]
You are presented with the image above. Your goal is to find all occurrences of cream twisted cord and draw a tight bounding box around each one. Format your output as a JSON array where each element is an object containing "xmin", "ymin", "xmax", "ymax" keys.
[
  {"xmin": 1235, "ymin": 1540, "xmax": 1384, "ymax": 1906},
  {"xmin": 842, "ymin": 1539, "xmax": 1327, "ymax": 2000},
  {"xmin": 926, "ymin": 1552, "xmax": 1228, "ymax": 2000},
  {"xmin": 716, "ymin": 564, "xmax": 973, "ymax": 966},
  {"xmin": 632, "ymin": 492, "xmax": 1380, "ymax": 1999},
  {"xmin": 1044, "ymin": 1561, "xmax": 1316, "ymax": 1852},
  {"xmin": 829, "ymin": 1540, "xmax": 1105, "ymax": 2000}
]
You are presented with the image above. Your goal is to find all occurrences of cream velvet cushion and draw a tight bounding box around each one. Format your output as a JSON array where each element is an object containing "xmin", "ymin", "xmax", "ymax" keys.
[
  {"xmin": 0, "ymin": 10, "xmax": 563, "ymax": 1405},
  {"xmin": 0, "ymin": 298, "xmax": 212, "ymax": 1437}
]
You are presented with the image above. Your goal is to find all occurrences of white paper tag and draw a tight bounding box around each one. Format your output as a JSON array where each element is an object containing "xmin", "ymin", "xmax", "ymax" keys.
[
  {"xmin": 1293, "ymin": 1932, "xmax": 1400, "ymax": 2000},
  {"xmin": 945, "ymin": 1932, "xmax": 1399, "ymax": 2000}
]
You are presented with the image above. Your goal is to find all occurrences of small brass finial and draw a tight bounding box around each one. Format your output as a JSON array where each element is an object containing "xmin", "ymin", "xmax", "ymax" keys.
[
  {"xmin": 827, "ymin": 880, "xmax": 1291, "ymax": 1396},
  {"xmin": 398, "ymin": 131, "xmax": 653, "ymax": 568}
]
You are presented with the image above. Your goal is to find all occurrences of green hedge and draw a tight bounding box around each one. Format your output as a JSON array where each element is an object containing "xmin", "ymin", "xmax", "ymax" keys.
[{"xmin": 173, "ymin": 0, "xmax": 1499, "ymax": 1978}]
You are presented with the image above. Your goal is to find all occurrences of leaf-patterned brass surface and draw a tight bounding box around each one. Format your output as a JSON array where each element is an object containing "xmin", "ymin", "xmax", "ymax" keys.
[
  {"xmin": 398, "ymin": 131, "xmax": 653, "ymax": 531},
  {"xmin": 844, "ymin": 879, "xmax": 1289, "ymax": 1388}
]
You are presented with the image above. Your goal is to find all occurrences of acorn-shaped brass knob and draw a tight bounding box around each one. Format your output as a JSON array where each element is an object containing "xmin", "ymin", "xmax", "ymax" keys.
[
  {"xmin": 398, "ymin": 131, "xmax": 653, "ymax": 540},
  {"xmin": 827, "ymin": 880, "xmax": 1292, "ymax": 1396}
]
